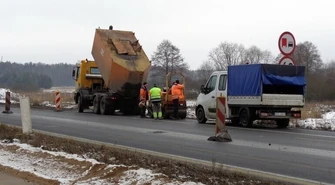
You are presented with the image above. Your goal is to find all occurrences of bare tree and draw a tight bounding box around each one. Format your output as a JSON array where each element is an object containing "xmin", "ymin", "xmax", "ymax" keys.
[
  {"xmin": 244, "ymin": 46, "xmax": 275, "ymax": 64},
  {"xmin": 261, "ymin": 50, "xmax": 276, "ymax": 64},
  {"xmin": 244, "ymin": 46, "xmax": 262, "ymax": 64},
  {"xmin": 197, "ymin": 60, "xmax": 215, "ymax": 85},
  {"xmin": 151, "ymin": 40, "xmax": 188, "ymax": 84},
  {"xmin": 207, "ymin": 42, "xmax": 245, "ymax": 70},
  {"xmin": 151, "ymin": 40, "xmax": 188, "ymax": 74},
  {"xmin": 291, "ymin": 41, "xmax": 323, "ymax": 75},
  {"xmin": 320, "ymin": 60, "xmax": 335, "ymax": 100}
]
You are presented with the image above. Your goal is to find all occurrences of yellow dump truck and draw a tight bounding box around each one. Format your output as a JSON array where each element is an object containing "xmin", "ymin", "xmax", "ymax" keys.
[{"xmin": 72, "ymin": 26, "xmax": 151, "ymax": 115}]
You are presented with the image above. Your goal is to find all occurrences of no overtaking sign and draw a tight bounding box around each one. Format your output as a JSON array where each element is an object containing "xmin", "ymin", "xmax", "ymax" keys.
[
  {"xmin": 278, "ymin": 31, "xmax": 296, "ymax": 65},
  {"xmin": 278, "ymin": 31, "xmax": 296, "ymax": 55}
]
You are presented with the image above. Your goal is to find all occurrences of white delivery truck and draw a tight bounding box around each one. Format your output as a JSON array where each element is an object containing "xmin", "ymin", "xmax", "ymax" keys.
[{"xmin": 195, "ymin": 64, "xmax": 306, "ymax": 128}]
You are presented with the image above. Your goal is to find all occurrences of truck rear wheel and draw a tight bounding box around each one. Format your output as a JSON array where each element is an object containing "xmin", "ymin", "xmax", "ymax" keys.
[
  {"xmin": 78, "ymin": 96, "xmax": 84, "ymax": 113},
  {"xmin": 277, "ymin": 119, "xmax": 290, "ymax": 128},
  {"xmin": 93, "ymin": 96, "xmax": 100, "ymax": 114},
  {"xmin": 100, "ymin": 96, "xmax": 109, "ymax": 115},
  {"xmin": 239, "ymin": 108, "xmax": 253, "ymax": 127}
]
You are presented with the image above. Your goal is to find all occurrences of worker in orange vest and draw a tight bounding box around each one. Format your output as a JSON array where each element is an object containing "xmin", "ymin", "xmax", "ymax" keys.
[
  {"xmin": 170, "ymin": 80, "xmax": 184, "ymax": 119},
  {"xmin": 139, "ymin": 82, "xmax": 149, "ymax": 118}
]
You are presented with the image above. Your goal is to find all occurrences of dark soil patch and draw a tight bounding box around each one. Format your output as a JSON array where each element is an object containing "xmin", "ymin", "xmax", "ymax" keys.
[{"xmin": 0, "ymin": 164, "xmax": 60, "ymax": 185}]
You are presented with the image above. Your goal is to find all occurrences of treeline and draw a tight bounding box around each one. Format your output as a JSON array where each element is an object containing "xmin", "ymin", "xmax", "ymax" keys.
[
  {"xmin": 0, "ymin": 72, "xmax": 52, "ymax": 92},
  {"xmin": 0, "ymin": 61, "xmax": 75, "ymax": 92}
]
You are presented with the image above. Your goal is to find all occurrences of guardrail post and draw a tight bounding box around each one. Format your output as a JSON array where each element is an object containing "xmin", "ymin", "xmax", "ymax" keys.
[
  {"xmin": 20, "ymin": 97, "xmax": 32, "ymax": 134},
  {"xmin": 208, "ymin": 96, "xmax": 232, "ymax": 142},
  {"xmin": 2, "ymin": 91, "xmax": 13, "ymax": 114}
]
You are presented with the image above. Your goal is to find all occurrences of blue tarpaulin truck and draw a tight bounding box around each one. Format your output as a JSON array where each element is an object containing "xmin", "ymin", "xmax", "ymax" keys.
[{"xmin": 195, "ymin": 64, "xmax": 306, "ymax": 128}]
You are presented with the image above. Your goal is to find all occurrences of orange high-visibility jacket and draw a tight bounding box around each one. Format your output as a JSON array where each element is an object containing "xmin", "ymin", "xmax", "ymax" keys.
[
  {"xmin": 140, "ymin": 86, "xmax": 148, "ymax": 101},
  {"xmin": 171, "ymin": 84, "xmax": 184, "ymax": 99}
]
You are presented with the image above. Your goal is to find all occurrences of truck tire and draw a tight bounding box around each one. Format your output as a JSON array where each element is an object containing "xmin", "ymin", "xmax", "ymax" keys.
[
  {"xmin": 78, "ymin": 96, "xmax": 84, "ymax": 113},
  {"xmin": 239, "ymin": 108, "xmax": 253, "ymax": 127},
  {"xmin": 100, "ymin": 96, "xmax": 109, "ymax": 115},
  {"xmin": 196, "ymin": 106, "xmax": 207, "ymax": 124},
  {"xmin": 277, "ymin": 119, "xmax": 290, "ymax": 128},
  {"xmin": 93, "ymin": 96, "xmax": 100, "ymax": 114}
]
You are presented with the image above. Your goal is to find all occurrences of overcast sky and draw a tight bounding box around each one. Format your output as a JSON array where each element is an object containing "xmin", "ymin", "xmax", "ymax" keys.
[{"xmin": 1, "ymin": 0, "xmax": 334, "ymax": 70}]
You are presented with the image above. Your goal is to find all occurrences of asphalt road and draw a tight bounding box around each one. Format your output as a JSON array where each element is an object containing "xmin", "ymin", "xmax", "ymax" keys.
[{"xmin": 1, "ymin": 106, "xmax": 335, "ymax": 184}]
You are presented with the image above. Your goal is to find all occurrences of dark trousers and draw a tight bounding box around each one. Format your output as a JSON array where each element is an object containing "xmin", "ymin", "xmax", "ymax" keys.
[{"xmin": 172, "ymin": 98, "xmax": 179, "ymax": 118}]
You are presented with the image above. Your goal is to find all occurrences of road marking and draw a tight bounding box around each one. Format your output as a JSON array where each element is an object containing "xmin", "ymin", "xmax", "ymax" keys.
[
  {"xmin": 225, "ymin": 126, "xmax": 335, "ymax": 139},
  {"xmin": 296, "ymin": 137, "xmax": 335, "ymax": 143}
]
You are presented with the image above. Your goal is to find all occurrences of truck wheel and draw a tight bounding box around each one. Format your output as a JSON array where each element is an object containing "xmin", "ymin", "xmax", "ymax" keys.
[
  {"xmin": 196, "ymin": 106, "xmax": 207, "ymax": 124},
  {"xmin": 93, "ymin": 96, "xmax": 100, "ymax": 114},
  {"xmin": 239, "ymin": 108, "xmax": 253, "ymax": 127},
  {"xmin": 100, "ymin": 96, "xmax": 109, "ymax": 115},
  {"xmin": 277, "ymin": 119, "xmax": 290, "ymax": 128},
  {"xmin": 78, "ymin": 96, "xmax": 84, "ymax": 113}
]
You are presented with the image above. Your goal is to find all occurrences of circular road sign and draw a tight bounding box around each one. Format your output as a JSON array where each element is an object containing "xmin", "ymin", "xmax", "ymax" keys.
[
  {"xmin": 279, "ymin": 56, "xmax": 295, "ymax": 65},
  {"xmin": 278, "ymin": 31, "xmax": 296, "ymax": 55}
]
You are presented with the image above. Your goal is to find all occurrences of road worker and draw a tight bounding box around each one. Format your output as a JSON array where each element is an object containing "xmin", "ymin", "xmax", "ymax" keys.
[
  {"xmin": 170, "ymin": 80, "xmax": 184, "ymax": 119},
  {"xmin": 149, "ymin": 84, "xmax": 163, "ymax": 120},
  {"xmin": 139, "ymin": 82, "xmax": 149, "ymax": 118}
]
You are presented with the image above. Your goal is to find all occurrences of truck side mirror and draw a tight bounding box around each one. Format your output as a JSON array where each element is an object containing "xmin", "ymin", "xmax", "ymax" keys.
[{"xmin": 72, "ymin": 69, "xmax": 75, "ymax": 77}]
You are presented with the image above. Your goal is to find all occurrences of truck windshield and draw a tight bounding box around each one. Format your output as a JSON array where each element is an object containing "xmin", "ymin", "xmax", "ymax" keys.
[{"xmin": 90, "ymin": 67, "xmax": 100, "ymax": 74}]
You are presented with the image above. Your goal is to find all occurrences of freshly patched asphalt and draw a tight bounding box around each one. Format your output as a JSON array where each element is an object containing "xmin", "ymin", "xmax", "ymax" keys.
[{"xmin": 1, "ymin": 105, "xmax": 335, "ymax": 184}]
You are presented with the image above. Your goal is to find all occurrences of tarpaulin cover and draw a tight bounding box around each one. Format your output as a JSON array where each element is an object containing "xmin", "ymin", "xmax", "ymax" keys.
[
  {"xmin": 228, "ymin": 64, "xmax": 262, "ymax": 96},
  {"xmin": 261, "ymin": 64, "xmax": 306, "ymax": 86},
  {"xmin": 227, "ymin": 64, "xmax": 306, "ymax": 96}
]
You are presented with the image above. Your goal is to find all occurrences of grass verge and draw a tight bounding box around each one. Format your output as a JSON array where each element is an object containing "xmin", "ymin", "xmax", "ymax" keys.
[{"xmin": 0, "ymin": 123, "xmax": 297, "ymax": 185}]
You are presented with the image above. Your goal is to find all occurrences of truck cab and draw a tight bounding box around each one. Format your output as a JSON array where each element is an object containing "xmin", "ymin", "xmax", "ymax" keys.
[
  {"xmin": 72, "ymin": 59, "xmax": 104, "ymax": 105},
  {"xmin": 196, "ymin": 71, "xmax": 227, "ymax": 123}
]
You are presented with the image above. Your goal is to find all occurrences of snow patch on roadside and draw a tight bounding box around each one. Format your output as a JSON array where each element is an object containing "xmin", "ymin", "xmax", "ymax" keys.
[
  {"xmin": 295, "ymin": 112, "xmax": 335, "ymax": 131},
  {"xmin": 0, "ymin": 88, "xmax": 21, "ymax": 104},
  {"xmin": 0, "ymin": 139, "xmax": 205, "ymax": 185}
]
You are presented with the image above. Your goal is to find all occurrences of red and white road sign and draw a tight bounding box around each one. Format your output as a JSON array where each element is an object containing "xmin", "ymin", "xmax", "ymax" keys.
[
  {"xmin": 278, "ymin": 31, "xmax": 296, "ymax": 55},
  {"xmin": 279, "ymin": 56, "xmax": 295, "ymax": 65}
]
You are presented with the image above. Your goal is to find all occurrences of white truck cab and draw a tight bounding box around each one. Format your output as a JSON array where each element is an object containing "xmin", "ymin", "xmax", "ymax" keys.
[{"xmin": 196, "ymin": 71, "xmax": 228, "ymax": 123}]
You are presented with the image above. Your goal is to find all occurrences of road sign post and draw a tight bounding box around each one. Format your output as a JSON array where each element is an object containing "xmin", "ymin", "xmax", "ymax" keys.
[{"xmin": 278, "ymin": 31, "xmax": 296, "ymax": 65}]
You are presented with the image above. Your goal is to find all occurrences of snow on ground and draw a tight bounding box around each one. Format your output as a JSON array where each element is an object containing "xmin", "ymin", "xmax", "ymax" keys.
[
  {"xmin": 42, "ymin": 86, "xmax": 75, "ymax": 93},
  {"xmin": 39, "ymin": 101, "xmax": 77, "ymax": 109},
  {"xmin": 0, "ymin": 139, "xmax": 204, "ymax": 185},
  {"xmin": 0, "ymin": 88, "xmax": 21, "ymax": 104},
  {"xmin": 295, "ymin": 112, "xmax": 335, "ymax": 131}
]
